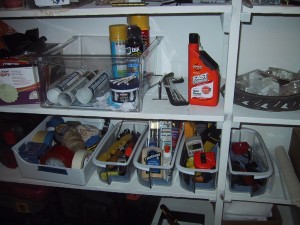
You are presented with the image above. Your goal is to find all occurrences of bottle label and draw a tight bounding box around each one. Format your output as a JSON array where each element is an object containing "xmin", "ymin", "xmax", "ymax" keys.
[
  {"xmin": 126, "ymin": 46, "xmax": 142, "ymax": 77},
  {"xmin": 144, "ymin": 149, "xmax": 161, "ymax": 174},
  {"xmin": 191, "ymin": 78, "xmax": 214, "ymax": 99},
  {"xmin": 56, "ymin": 71, "xmax": 82, "ymax": 92},
  {"xmin": 110, "ymin": 41, "xmax": 127, "ymax": 79}
]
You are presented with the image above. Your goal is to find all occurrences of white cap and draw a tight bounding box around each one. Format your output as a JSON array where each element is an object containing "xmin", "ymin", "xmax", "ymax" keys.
[
  {"xmin": 46, "ymin": 88, "xmax": 61, "ymax": 104},
  {"xmin": 58, "ymin": 92, "xmax": 74, "ymax": 107},
  {"xmin": 76, "ymin": 88, "xmax": 93, "ymax": 104}
]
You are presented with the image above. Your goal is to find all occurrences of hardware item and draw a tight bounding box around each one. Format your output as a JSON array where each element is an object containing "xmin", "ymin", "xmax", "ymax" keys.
[
  {"xmin": 152, "ymin": 80, "xmax": 168, "ymax": 100},
  {"xmin": 76, "ymin": 68, "xmax": 111, "ymax": 104},
  {"xmin": 194, "ymin": 151, "xmax": 216, "ymax": 169},
  {"xmin": 185, "ymin": 135, "xmax": 204, "ymax": 157},
  {"xmin": 58, "ymin": 71, "xmax": 97, "ymax": 107},
  {"xmin": 163, "ymin": 72, "xmax": 189, "ymax": 106},
  {"xmin": 46, "ymin": 68, "xmax": 86, "ymax": 104}
]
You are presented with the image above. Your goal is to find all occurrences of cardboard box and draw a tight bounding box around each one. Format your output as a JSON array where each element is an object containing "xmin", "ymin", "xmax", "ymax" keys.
[
  {"xmin": 0, "ymin": 65, "xmax": 39, "ymax": 106},
  {"xmin": 222, "ymin": 205, "xmax": 282, "ymax": 225},
  {"xmin": 289, "ymin": 128, "xmax": 300, "ymax": 181}
]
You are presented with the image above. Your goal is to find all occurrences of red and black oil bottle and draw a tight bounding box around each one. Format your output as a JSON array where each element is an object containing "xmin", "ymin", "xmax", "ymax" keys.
[{"xmin": 188, "ymin": 33, "xmax": 220, "ymax": 106}]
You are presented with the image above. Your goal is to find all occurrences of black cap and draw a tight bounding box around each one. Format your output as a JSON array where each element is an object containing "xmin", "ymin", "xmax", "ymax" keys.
[{"xmin": 189, "ymin": 33, "xmax": 199, "ymax": 44}]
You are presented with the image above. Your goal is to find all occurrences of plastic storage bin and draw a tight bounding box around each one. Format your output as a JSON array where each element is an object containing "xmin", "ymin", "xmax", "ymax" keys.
[
  {"xmin": 34, "ymin": 35, "xmax": 163, "ymax": 112},
  {"xmin": 228, "ymin": 128, "xmax": 273, "ymax": 196},
  {"xmin": 92, "ymin": 120, "xmax": 149, "ymax": 184},
  {"xmin": 133, "ymin": 122, "xmax": 184, "ymax": 188},
  {"xmin": 12, "ymin": 116, "xmax": 110, "ymax": 185},
  {"xmin": 176, "ymin": 138, "xmax": 220, "ymax": 193}
]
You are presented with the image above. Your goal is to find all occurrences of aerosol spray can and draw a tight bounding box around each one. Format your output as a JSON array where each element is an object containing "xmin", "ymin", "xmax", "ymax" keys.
[
  {"xmin": 128, "ymin": 15, "xmax": 150, "ymax": 51},
  {"xmin": 109, "ymin": 24, "xmax": 127, "ymax": 79}
]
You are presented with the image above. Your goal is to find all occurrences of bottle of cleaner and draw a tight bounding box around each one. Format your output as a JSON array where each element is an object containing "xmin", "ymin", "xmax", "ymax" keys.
[{"xmin": 188, "ymin": 33, "xmax": 220, "ymax": 106}]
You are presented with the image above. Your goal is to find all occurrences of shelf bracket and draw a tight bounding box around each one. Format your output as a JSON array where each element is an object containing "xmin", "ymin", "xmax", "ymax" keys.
[
  {"xmin": 220, "ymin": 12, "xmax": 231, "ymax": 34},
  {"xmin": 240, "ymin": 12, "xmax": 251, "ymax": 23}
]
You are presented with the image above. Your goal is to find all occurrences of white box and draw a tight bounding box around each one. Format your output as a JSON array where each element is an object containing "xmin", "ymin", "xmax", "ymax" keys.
[{"xmin": 12, "ymin": 116, "xmax": 110, "ymax": 185}]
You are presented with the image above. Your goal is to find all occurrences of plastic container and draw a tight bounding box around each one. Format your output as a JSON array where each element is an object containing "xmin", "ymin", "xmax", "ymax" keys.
[
  {"xmin": 133, "ymin": 123, "xmax": 184, "ymax": 188},
  {"xmin": 35, "ymin": 35, "xmax": 163, "ymax": 112},
  {"xmin": 176, "ymin": 138, "xmax": 220, "ymax": 193},
  {"xmin": 12, "ymin": 116, "xmax": 111, "ymax": 185},
  {"xmin": 188, "ymin": 33, "xmax": 220, "ymax": 106},
  {"xmin": 228, "ymin": 128, "xmax": 274, "ymax": 196},
  {"xmin": 92, "ymin": 120, "xmax": 149, "ymax": 185}
]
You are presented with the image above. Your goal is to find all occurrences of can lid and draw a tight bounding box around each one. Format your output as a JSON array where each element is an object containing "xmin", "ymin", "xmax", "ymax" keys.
[
  {"xmin": 109, "ymin": 24, "xmax": 127, "ymax": 41},
  {"xmin": 46, "ymin": 88, "xmax": 61, "ymax": 104},
  {"xmin": 77, "ymin": 88, "xmax": 93, "ymax": 104},
  {"xmin": 128, "ymin": 15, "xmax": 150, "ymax": 30}
]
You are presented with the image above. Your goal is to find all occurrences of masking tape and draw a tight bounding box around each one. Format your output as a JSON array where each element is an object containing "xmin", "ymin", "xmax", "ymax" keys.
[
  {"xmin": 71, "ymin": 150, "xmax": 90, "ymax": 169},
  {"xmin": 32, "ymin": 131, "xmax": 47, "ymax": 143},
  {"xmin": 40, "ymin": 145, "xmax": 74, "ymax": 168}
]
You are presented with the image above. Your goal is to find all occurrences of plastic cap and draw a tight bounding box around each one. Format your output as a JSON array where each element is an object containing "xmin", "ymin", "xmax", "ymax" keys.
[
  {"xmin": 109, "ymin": 24, "xmax": 127, "ymax": 41},
  {"xmin": 76, "ymin": 88, "xmax": 93, "ymax": 104},
  {"xmin": 189, "ymin": 33, "xmax": 199, "ymax": 44},
  {"xmin": 128, "ymin": 15, "xmax": 149, "ymax": 30},
  {"xmin": 47, "ymin": 88, "xmax": 61, "ymax": 104}
]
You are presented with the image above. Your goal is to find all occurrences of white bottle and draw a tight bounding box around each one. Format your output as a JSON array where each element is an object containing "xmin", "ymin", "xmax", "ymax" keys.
[
  {"xmin": 46, "ymin": 68, "xmax": 86, "ymax": 104},
  {"xmin": 76, "ymin": 68, "xmax": 111, "ymax": 104},
  {"xmin": 58, "ymin": 71, "xmax": 96, "ymax": 107},
  {"xmin": 163, "ymin": 145, "xmax": 172, "ymax": 182}
]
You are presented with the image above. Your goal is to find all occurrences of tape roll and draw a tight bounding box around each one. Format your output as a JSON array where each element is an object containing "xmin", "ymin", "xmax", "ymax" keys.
[
  {"xmin": 32, "ymin": 131, "xmax": 47, "ymax": 143},
  {"xmin": 40, "ymin": 145, "xmax": 74, "ymax": 168},
  {"xmin": 71, "ymin": 150, "xmax": 90, "ymax": 169}
]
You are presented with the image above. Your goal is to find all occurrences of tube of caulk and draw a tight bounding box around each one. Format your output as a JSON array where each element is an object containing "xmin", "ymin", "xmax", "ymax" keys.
[
  {"xmin": 46, "ymin": 68, "xmax": 86, "ymax": 104},
  {"xmin": 58, "ymin": 71, "xmax": 96, "ymax": 107},
  {"xmin": 76, "ymin": 68, "xmax": 111, "ymax": 104}
]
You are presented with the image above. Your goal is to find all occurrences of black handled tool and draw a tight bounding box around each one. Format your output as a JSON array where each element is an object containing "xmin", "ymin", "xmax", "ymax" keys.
[{"xmin": 162, "ymin": 72, "xmax": 189, "ymax": 106}]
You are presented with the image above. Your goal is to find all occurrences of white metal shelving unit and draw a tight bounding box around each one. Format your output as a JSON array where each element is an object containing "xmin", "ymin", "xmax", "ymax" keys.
[{"xmin": 0, "ymin": 1, "xmax": 299, "ymax": 225}]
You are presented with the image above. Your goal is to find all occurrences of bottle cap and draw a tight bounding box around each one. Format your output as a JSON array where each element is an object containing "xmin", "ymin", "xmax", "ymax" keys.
[
  {"xmin": 77, "ymin": 88, "xmax": 93, "ymax": 104},
  {"xmin": 46, "ymin": 88, "xmax": 62, "ymax": 104},
  {"xmin": 109, "ymin": 24, "xmax": 127, "ymax": 41},
  {"xmin": 128, "ymin": 15, "xmax": 149, "ymax": 30},
  {"xmin": 189, "ymin": 33, "xmax": 199, "ymax": 44}
]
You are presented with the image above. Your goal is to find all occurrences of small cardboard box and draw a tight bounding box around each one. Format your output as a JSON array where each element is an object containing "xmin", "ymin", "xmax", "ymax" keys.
[
  {"xmin": 289, "ymin": 128, "xmax": 300, "ymax": 181},
  {"xmin": 0, "ymin": 65, "xmax": 39, "ymax": 105}
]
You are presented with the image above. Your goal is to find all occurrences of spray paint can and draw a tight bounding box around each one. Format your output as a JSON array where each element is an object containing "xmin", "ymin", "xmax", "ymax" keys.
[
  {"xmin": 127, "ymin": 15, "xmax": 150, "ymax": 51},
  {"xmin": 126, "ymin": 25, "xmax": 143, "ymax": 77},
  {"xmin": 109, "ymin": 24, "xmax": 127, "ymax": 79}
]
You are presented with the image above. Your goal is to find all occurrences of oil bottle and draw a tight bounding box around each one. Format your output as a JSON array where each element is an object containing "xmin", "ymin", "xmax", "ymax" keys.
[{"xmin": 188, "ymin": 33, "xmax": 220, "ymax": 106}]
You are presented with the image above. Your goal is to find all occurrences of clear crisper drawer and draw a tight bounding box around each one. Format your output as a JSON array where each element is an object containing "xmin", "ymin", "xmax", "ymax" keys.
[
  {"xmin": 133, "ymin": 122, "xmax": 184, "ymax": 189},
  {"xmin": 176, "ymin": 139, "xmax": 220, "ymax": 193},
  {"xmin": 92, "ymin": 120, "xmax": 149, "ymax": 184},
  {"xmin": 35, "ymin": 35, "xmax": 163, "ymax": 112},
  {"xmin": 228, "ymin": 128, "xmax": 274, "ymax": 196}
]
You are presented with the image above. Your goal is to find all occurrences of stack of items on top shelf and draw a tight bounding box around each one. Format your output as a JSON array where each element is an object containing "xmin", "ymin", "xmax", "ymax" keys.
[
  {"xmin": 36, "ymin": 15, "xmax": 162, "ymax": 112},
  {"xmin": 12, "ymin": 115, "xmax": 111, "ymax": 185},
  {"xmin": 176, "ymin": 121, "xmax": 221, "ymax": 193}
]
